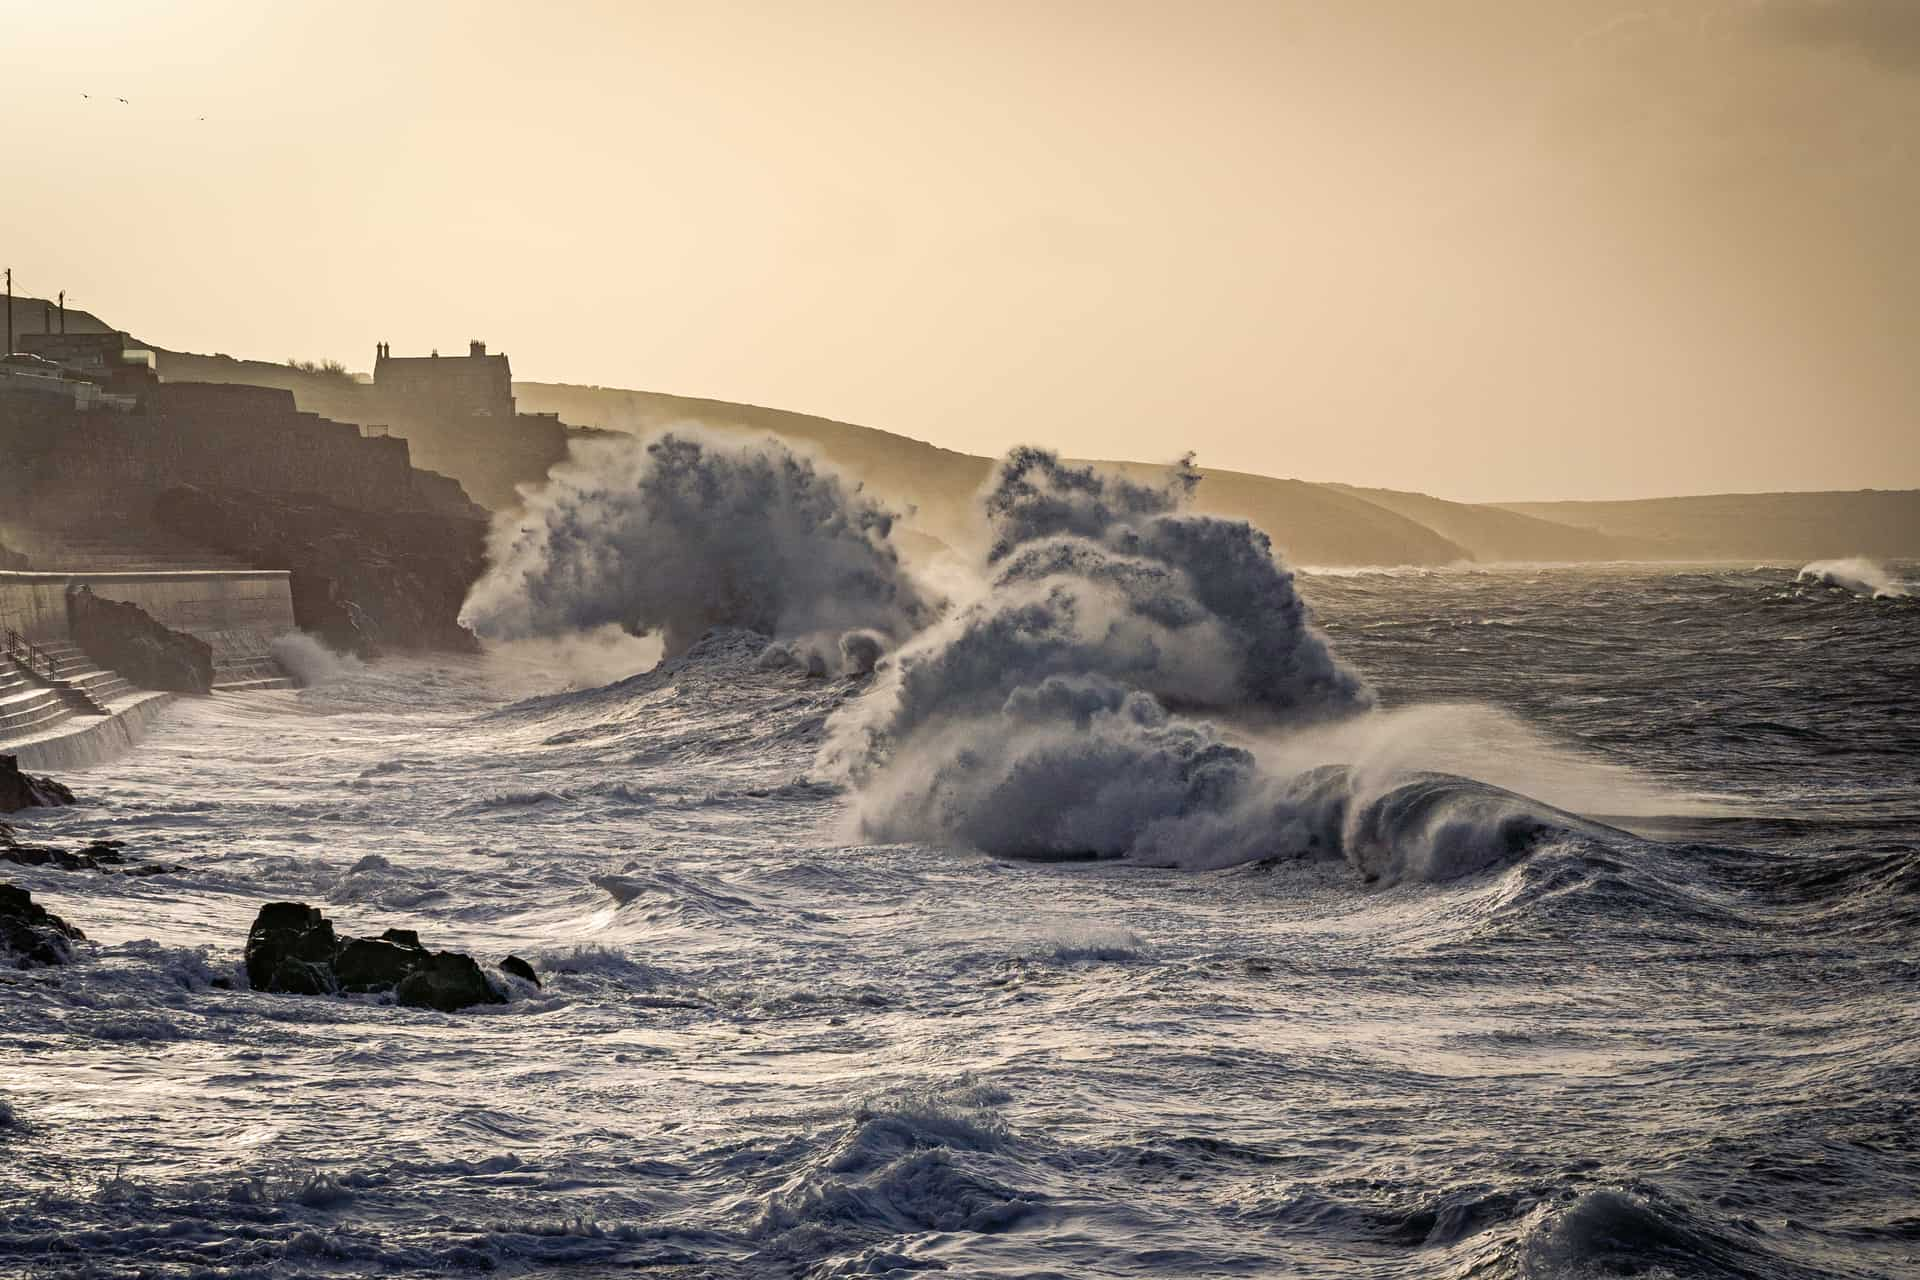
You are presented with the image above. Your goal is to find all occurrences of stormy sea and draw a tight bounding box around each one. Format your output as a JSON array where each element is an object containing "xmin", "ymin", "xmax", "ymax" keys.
[{"xmin": 2, "ymin": 438, "xmax": 1915, "ymax": 1279}]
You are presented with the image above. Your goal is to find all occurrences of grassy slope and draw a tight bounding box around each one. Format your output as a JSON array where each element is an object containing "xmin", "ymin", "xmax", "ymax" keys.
[
  {"xmin": 1328, "ymin": 485, "xmax": 1661, "ymax": 561},
  {"xmin": 514, "ymin": 382, "xmax": 1468, "ymax": 567},
  {"xmin": 1497, "ymin": 492, "xmax": 1920, "ymax": 561}
]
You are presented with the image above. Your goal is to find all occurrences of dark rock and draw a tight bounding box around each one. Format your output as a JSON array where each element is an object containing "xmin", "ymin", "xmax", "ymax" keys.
[
  {"xmin": 66, "ymin": 586, "xmax": 214, "ymax": 694},
  {"xmin": 0, "ymin": 756, "xmax": 75, "ymax": 814},
  {"xmin": 245, "ymin": 901, "xmax": 339, "ymax": 994},
  {"xmin": 241, "ymin": 902, "xmax": 503, "ymax": 1012},
  {"xmin": 153, "ymin": 486, "xmax": 486, "ymax": 657},
  {"xmin": 2, "ymin": 845, "xmax": 109, "ymax": 872},
  {"xmin": 395, "ymin": 951, "xmax": 505, "ymax": 1013},
  {"xmin": 334, "ymin": 936, "xmax": 424, "ymax": 992},
  {"xmin": 1, "ymin": 882, "xmax": 86, "ymax": 968},
  {"xmin": 500, "ymin": 954, "xmax": 540, "ymax": 986},
  {"xmin": 0, "ymin": 834, "xmax": 182, "ymax": 876}
]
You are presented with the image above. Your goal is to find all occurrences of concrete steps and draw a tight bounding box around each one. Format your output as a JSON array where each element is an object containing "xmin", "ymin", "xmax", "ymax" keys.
[
  {"xmin": 30, "ymin": 642, "xmax": 135, "ymax": 707},
  {"xmin": 0, "ymin": 665, "xmax": 78, "ymax": 738},
  {"xmin": 213, "ymin": 653, "xmax": 295, "ymax": 691},
  {"xmin": 213, "ymin": 676, "xmax": 295, "ymax": 693},
  {"xmin": 0, "ymin": 655, "xmax": 87, "ymax": 740}
]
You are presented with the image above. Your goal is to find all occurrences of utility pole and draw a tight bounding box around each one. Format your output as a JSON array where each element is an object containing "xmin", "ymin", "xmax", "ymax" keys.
[
  {"xmin": 4, "ymin": 267, "xmax": 11, "ymax": 356},
  {"xmin": 57, "ymin": 290, "xmax": 65, "ymax": 335}
]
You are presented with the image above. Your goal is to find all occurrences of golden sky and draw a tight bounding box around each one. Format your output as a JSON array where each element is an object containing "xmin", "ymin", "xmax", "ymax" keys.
[{"xmin": 4, "ymin": 0, "xmax": 1915, "ymax": 501}]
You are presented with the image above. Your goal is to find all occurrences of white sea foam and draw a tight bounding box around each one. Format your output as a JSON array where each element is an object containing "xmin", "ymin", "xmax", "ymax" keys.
[{"xmin": 1797, "ymin": 557, "xmax": 1912, "ymax": 599}]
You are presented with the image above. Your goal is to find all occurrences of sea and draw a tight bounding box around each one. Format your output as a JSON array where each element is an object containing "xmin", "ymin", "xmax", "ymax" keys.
[{"xmin": 1, "ymin": 558, "xmax": 1915, "ymax": 1279}]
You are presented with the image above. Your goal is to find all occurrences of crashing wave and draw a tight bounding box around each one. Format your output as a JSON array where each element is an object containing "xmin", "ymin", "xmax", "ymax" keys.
[
  {"xmin": 460, "ymin": 429, "xmax": 938, "ymax": 669},
  {"xmin": 822, "ymin": 448, "xmax": 1435, "ymax": 872},
  {"xmin": 1796, "ymin": 557, "xmax": 1912, "ymax": 599}
]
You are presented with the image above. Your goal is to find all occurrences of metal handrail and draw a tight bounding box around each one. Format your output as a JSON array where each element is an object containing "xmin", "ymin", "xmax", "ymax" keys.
[{"xmin": 2, "ymin": 628, "xmax": 60, "ymax": 683}]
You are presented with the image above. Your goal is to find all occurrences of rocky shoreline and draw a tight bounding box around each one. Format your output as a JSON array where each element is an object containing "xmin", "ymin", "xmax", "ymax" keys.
[{"xmin": 1, "ymin": 759, "xmax": 531, "ymax": 1007}]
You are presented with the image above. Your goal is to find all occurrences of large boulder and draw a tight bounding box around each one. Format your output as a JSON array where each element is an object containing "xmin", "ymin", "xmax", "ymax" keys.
[
  {"xmin": 1, "ymin": 882, "xmax": 85, "ymax": 968},
  {"xmin": 242, "ymin": 902, "xmax": 506, "ymax": 1012},
  {"xmin": 244, "ymin": 901, "xmax": 341, "ymax": 995},
  {"xmin": 0, "ymin": 756, "xmax": 74, "ymax": 814},
  {"xmin": 394, "ymin": 951, "xmax": 501, "ymax": 1013},
  {"xmin": 67, "ymin": 586, "xmax": 214, "ymax": 694}
]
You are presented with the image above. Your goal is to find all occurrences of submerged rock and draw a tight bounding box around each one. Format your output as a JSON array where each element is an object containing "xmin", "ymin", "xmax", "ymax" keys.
[
  {"xmin": 0, "ymin": 756, "xmax": 75, "ymax": 814},
  {"xmin": 0, "ymin": 882, "xmax": 86, "ymax": 968},
  {"xmin": 242, "ymin": 902, "xmax": 506, "ymax": 1012},
  {"xmin": 0, "ymin": 831, "xmax": 182, "ymax": 877},
  {"xmin": 500, "ymin": 954, "xmax": 540, "ymax": 987}
]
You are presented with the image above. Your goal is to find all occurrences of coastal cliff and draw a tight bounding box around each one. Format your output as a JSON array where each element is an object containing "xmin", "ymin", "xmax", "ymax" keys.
[{"xmin": 153, "ymin": 487, "xmax": 485, "ymax": 656}]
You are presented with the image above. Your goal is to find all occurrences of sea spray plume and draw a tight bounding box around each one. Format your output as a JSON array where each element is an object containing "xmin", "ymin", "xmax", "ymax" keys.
[
  {"xmin": 269, "ymin": 632, "xmax": 363, "ymax": 686},
  {"xmin": 460, "ymin": 431, "xmax": 937, "ymax": 662},
  {"xmin": 983, "ymin": 445, "xmax": 1198, "ymax": 563},
  {"xmin": 822, "ymin": 448, "xmax": 1375, "ymax": 863},
  {"xmin": 1797, "ymin": 557, "xmax": 1912, "ymax": 599}
]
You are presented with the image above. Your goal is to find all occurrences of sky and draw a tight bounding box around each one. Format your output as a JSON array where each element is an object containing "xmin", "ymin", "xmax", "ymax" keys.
[{"xmin": 2, "ymin": 0, "xmax": 1916, "ymax": 502}]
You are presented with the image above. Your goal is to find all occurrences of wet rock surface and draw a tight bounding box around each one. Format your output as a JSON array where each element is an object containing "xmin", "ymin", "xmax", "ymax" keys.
[
  {"xmin": 244, "ymin": 902, "xmax": 507, "ymax": 1011},
  {"xmin": 0, "ymin": 882, "xmax": 85, "ymax": 968},
  {"xmin": 0, "ymin": 827, "xmax": 182, "ymax": 877},
  {"xmin": 500, "ymin": 954, "xmax": 540, "ymax": 986},
  {"xmin": 0, "ymin": 756, "xmax": 75, "ymax": 814}
]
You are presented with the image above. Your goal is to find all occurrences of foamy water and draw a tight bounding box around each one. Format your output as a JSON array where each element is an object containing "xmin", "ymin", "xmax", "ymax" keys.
[{"xmin": 3, "ymin": 563, "xmax": 1915, "ymax": 1278}]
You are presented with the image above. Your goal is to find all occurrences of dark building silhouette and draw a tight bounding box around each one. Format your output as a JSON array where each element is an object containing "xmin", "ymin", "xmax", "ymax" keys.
[
  {"xmin": 8, "ymin": 330, "xmax": 158, "ymax": 407},
  {"xmin": 373, "ymin": 340, "xmax": 515, "ymax": 419},
  {"xmin": 19, "ymin": 330, "xmax": 136, "ymax": 375}
]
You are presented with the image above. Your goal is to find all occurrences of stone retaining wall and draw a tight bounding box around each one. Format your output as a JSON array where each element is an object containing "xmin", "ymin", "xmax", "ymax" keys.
[{"xmin": 0, "ymin": 570, "xmax": 295, "ymax": 657}]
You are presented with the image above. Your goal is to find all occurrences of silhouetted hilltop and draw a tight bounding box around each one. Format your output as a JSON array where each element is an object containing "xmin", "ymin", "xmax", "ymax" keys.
[
  {"xmin": 1328, "ymin": 485, "xmax": 1660, "ymax": 562},
  {"xmin": 23, "ymin": 300, "xmax": 1914, "ymax": 566},
  {"xmin": 1497, "ymin": 492, "xmax": 1920, "ymax": 561},
  {"xmin": 515, "ymin": 383, "xmax": 1469, "ymax": 566},
  {"xmin": 3, "ymin": 297, "xmax": 118, "ymax": 339}
]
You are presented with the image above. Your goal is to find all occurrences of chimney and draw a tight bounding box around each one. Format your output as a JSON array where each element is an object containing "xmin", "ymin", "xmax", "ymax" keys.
[{"xmin": 470, "ymin": 340, "xmax": 486, "ymax": 358}]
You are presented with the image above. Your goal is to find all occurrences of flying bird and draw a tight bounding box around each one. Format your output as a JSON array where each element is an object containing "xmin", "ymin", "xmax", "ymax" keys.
[{"xmin": 117, "ymin": 97, "xmax": 129, "ymax": 104}]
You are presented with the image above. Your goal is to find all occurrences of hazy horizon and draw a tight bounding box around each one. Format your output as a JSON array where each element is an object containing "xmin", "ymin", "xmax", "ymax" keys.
[{"xmin": 6, "ymin": 0, "xmax": 1917, "ymax": 503}]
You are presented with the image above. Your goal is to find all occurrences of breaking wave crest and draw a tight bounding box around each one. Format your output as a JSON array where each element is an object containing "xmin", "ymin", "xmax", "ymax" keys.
[
  {"xmin": 1796, "ymin": 557, "xmax": 1912, "ymax": 599},
  {"xmin": 460, "ymin": 430, "xmax": 938, "ymax": 665},
  {"xmin": 817, "ymin": 448, "xmax": 1558, "ymax": 877},
  {"xmin": 475, "ymin": 438, "xmax": 1630, "ymax": 883}
]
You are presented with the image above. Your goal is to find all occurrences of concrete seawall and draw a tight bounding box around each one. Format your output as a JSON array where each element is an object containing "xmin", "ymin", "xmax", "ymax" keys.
[
  {"xmin": 8, "ymin": 691, "xmax": 177, "ymax": 771},
  {"xmin": 0, "ymin": 570, "xmax": 297, "ymax": 768},
  {"xmin": 0, "ymin": 569, "xmax": 295, "ymax": 663}
]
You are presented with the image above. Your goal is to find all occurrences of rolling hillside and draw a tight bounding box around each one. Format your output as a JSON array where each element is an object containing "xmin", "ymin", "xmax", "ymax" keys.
[
  {"xmin": 1498, "ymin": 492, "xmax": 1920, "ymax": 562},
  {"xmin": 516, "ymin": 383, "xmax": 1469, "ymax": 566}
]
